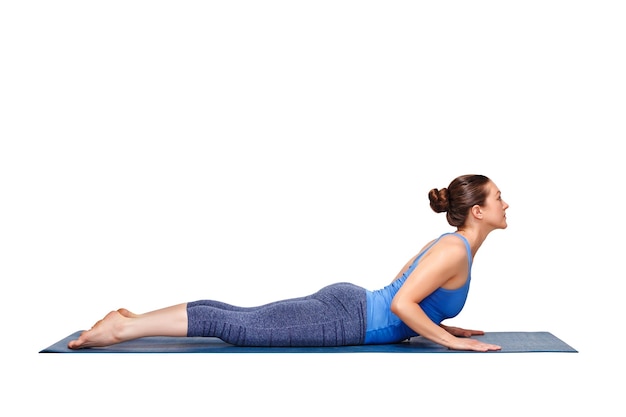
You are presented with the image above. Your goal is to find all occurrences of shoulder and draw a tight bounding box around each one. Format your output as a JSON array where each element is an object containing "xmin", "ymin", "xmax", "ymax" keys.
[
  {"xmin": 397, "ymin": 234, "xmax": 468, "ymax": 293},
  {"xmin": 429, "ymin": 234, "xmax": 468, "ymax": 264}
]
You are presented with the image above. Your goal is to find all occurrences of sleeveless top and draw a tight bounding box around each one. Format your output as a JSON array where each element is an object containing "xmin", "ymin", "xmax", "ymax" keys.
[{"xmin": 363, "ymin": 233, "xmax": 472, "ymax": 344}]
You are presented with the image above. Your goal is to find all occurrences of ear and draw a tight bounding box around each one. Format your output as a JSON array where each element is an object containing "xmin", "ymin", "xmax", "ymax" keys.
[{"xmin": 470, "ymin": 205, "xmax": 483, "ymax": 220}]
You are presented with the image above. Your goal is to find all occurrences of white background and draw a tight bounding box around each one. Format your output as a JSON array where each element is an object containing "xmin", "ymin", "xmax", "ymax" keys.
[{"xmin": 1, "ymin": 1, "xmax": 624, "ymax": 415}]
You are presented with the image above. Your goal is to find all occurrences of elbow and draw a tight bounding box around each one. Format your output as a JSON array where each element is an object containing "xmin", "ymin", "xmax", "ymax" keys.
[
  {"xmin": 391, "ymin": 293, "xmax": 421, "ymax": 319},
  {"xmin": 390, "ymin": 297, "xmax": 408, "ymax": 318}
]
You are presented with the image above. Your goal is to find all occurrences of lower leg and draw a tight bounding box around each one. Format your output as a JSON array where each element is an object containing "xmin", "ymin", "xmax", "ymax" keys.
[{"xmin": 68, "ymin": 303, "xmax": 188, "ymax": 349}]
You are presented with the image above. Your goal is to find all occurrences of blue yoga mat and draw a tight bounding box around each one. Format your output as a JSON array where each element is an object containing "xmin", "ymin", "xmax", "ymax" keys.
[{"xmin": 40, "ymin": 331, "xmax": 577, "ymax": 353}]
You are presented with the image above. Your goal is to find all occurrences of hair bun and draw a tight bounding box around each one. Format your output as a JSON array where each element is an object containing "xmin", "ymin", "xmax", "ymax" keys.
[{"xmin": 429, "ymin": 187, "xmax": 450, "ymax": 213}]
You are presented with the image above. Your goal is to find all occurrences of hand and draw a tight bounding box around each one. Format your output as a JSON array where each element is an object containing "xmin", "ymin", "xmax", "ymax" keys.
[
  {"xmin": 449, "ymin": 336, "xmax": 501, "ymax": 352},
  {"xmin": 440, "ymin": 324, "xmax": 501, "ymax": 351},
  {"xmin": 440, "ymin": 324, "xmax": 485, "ymax": 338}
]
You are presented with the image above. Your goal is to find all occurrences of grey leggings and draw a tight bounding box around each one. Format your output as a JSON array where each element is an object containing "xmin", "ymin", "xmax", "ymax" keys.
[{"xmin": 187, "ymin": 282, "xmax": 367, "ymax": 347}]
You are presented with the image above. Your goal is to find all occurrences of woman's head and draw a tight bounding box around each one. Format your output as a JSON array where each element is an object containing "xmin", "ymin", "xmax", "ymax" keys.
[{"xmin": 429, "ymin": 174, "xmax": 492, "ymax": 227}]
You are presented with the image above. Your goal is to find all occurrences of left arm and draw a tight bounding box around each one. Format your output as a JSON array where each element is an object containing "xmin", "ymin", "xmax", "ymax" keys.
[{"xmin": 439, "ymin": 323, "xmax": 484, "ymax": 338}]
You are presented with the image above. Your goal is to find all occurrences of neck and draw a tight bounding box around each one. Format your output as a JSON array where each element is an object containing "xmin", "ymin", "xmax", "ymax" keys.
[{"xmin": 455, "ymin": 227, "xmax": 489, "ymax": 258}]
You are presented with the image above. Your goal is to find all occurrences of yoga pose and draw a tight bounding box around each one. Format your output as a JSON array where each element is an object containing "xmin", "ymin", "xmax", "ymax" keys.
[{"xmin": 68, "ymin": 174, "xmax": 508, "ymax": 352}]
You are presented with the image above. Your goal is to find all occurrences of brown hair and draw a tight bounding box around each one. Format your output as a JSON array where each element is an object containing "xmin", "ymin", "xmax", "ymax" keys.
[{"xmin": 429, "ymin": 174, "xmax": 491, "ymax": 227}]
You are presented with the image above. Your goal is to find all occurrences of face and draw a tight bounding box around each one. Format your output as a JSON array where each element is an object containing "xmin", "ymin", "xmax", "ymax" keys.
[{"xmin": 480, "ymin": 181, "xmax": 509, "ymax": 230}]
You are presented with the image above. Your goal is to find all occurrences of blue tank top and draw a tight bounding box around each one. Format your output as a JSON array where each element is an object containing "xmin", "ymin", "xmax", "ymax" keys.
[{"xmin": 364, "ymin": 233, "xmax": 472, "ymax": 344}]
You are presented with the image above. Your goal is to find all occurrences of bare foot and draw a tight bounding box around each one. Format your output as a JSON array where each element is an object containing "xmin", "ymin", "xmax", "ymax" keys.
[
  {"xmin": 117, "ymin": 308, "xmax": 139, "ymax": 318},
  {"xmin": 68, "ymin": 309, "xmax": 130, "ymax": 349}
]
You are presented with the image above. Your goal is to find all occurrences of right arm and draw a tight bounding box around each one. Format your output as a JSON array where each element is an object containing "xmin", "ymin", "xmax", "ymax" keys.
[{"xmin": 390, "ymin": 238, "xmax": 500, "ymax": 352}]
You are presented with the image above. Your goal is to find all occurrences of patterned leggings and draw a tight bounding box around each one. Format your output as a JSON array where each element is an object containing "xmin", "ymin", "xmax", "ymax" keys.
[{"xmin": 187, "ymin": 282, "xmax": 367, "ymax": 347}]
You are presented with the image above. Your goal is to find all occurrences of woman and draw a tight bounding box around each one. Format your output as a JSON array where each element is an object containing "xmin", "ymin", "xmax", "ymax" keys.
[{"xmin": 68, "ymin": 174, "xmax": 508, "ymax": 352}]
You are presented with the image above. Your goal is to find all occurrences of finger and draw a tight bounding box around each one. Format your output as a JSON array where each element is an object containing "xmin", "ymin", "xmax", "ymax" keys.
[
  {"xmin": 469, "ymin": 341, "xmax": 501, "ymax": 352},
  {"xmin": 461, "ymin": 329, "xmax": 483, "ymax": 337}
]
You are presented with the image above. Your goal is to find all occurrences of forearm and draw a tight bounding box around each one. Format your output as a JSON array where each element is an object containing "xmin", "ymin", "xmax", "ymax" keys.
[
  {"xmin": 394, "ymin": 304, "xmax": 456, "ymax": 348},
  {"xmin": 394, "ymin": 305, "xmax": 500, "ymax": 351}
]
